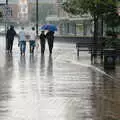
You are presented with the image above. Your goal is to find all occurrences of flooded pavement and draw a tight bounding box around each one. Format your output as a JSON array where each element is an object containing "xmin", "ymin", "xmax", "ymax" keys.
[{"xmin": 0, "ymin": 38, "xmax": 120, "ymax": 120}]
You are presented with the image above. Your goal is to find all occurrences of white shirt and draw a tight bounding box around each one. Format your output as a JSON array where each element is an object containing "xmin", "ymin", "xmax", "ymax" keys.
[{"xmin": 30, "ymin": 30, "xmax": 36, "ymax": 41}]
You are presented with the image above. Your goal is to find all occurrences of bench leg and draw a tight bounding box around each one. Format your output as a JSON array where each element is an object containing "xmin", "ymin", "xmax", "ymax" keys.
[
  {"xmin": 100, "ymin": 50, "xmax": 103, "ymax": 63},
  {"xmin": 91, "ymin": 54, "xmax": 94, "ymax": 63},
  {"xmin": 91, "ymin": 53, "xmax": 97, "ymax": 63}
]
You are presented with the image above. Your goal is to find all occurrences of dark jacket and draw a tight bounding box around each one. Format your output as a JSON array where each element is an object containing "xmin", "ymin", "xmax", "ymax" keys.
[
  {"xmin": 6, "ymin": 28, "xmax": 16, "ymax": 40},
  {"xmin": 40, "ymin": 33, "xmax": 46, "ymax": 41},
  {"xmin": 46, "ymin": 31, "xmax": 54, "ymax": 41}
]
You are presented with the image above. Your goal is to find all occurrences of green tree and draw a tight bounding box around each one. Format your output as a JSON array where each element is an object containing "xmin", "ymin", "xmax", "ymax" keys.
[
  {"xmin": 103, "ymin": 6, "xmax": 120, "ymax": 48},
  {"xmin": 105, "ymin": 8, "xmax": 120, "ymax": 36},
  {"xmin": 62, "ymin": 0, "xmax": 118, "ymax": 54}
]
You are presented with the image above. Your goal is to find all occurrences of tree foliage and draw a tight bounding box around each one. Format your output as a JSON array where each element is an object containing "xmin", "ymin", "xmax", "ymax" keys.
[
  {"xmin": 62, "ymin": 0, "xmax": 120, "ymax": 51},
  {"xmin": 62, "ymin": 0, "xmax": 117, "ymax": 18},
  {"xmin": 62, "ymin": 0, "xmax": 119, "ymax": 36},
  {"xmin": 104, "ymin": 7, "xmax": 120, "ymax": 29}
]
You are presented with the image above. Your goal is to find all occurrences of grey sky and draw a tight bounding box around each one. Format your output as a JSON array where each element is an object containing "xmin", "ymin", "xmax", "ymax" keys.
[{"xmin": 9, "ymin": 0, "xmax": 56, "ymax": 4}]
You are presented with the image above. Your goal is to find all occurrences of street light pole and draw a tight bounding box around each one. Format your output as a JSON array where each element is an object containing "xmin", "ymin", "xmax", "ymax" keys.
[
  {"xmin": 5, "ymin": 0, "xmax": 8, "ymax": 50},
  {"xmin": 36, "ymin": 0, "xmax": 38, "ymax": 36}
]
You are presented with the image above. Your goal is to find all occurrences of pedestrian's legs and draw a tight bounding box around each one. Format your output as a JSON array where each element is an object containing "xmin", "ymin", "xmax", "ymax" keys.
[
  {"xmin": 23, "ymin": 41, "xmax": 26, "ymax": 55},
  {"xmin": 32, "ymin": 41, "xmax": 35, "ymax": 53},
  {"xmin": 9, "ymin": 39, "xmax": 14, "ymax": 53},
  {"xmin": 48, "ymin": 39, "xmax": 53, "ymax": 54},
  {"xmin": 6, "ymin": 38, "xmax": 9, "ymax": 51},
  {"xmin": 20, "ymin": 41, "xmax": 26, "ymax": 55},
  {"xmin": 30, "ymin": 41, "xmax": 35, "ymax": 54},
  {"xmin": 41, "ymin": 40, "xmax": 45, "ymax": 54},
  {"xmin": 29, "ymin": 41, "xmax": 32, "ymax": 53},
  {"xmin": 7, "ymin": 39, "xmax": 10, "ymax": 52},
  {"xmin": 20, "ymin": 41, "xmax": 23, "ymax": 55}
]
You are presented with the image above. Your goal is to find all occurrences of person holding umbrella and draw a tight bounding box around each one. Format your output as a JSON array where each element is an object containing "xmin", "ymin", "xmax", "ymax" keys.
[
  {"xmin": 41, "ymin": 24, "xmax": 57, "ymax": 55},
  {"xmin": 46, "ymin": 30, "xmax": 54, "ymax": 55},
  {"xmin": 39, "ymin": 31, "xmax": 46, "ymax": 55}
]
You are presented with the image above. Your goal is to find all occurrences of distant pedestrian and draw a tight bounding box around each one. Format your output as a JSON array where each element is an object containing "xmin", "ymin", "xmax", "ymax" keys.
[
  {"xmin": 18, "ymin": 27, "xmax": 26, "ymax": 56},
  {"xmin": 6, "ymin": 26, "xmax": 9, "ymax": 51},
  {"xmin": 6, "ymin": 25, "xmax": 16, "ymax": 53},
  {"xmin": 39, "ymin": 31, "xmax": 46, "ymax": 55},
  {"xmin": 46, "ymin": 31, "xmax": 54, "ymax": 55},
  {"xmin": 29, "ymin": 27, "xmax": 36, "ymax": 54}
]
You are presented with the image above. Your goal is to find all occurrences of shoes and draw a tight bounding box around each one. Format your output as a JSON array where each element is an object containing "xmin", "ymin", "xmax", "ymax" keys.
[
  {"xmin": 8, "ymin": 50, "xmax": 12, "ymax": 55},
  {"xmin": 49, "ymin": 51, "xmax": 52, "ymax": 55},
  {"xmin": 22, "ymin": 53, "xmax": 25, "ymax": 56},
  {"xmin": 41, "ymin": 51, "xmax": 44, "ymax": 54},
  {"xmin": 20, "ymin": 51, "xmax": 25, "ymax": 56}
]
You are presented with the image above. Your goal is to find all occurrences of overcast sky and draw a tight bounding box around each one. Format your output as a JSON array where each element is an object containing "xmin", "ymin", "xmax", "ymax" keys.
[{"xmin": 9, "ymin": 0, "xmax": 56, "ymax": 4}]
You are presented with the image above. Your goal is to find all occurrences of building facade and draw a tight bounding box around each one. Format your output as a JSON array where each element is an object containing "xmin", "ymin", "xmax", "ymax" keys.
[
  {"xmin": 18, "ymin": 0, "xmax": 29, "ymax": 24},
  {"xmin": 46, "ymin": 0, "xmax": 93, "ymax": 36}
]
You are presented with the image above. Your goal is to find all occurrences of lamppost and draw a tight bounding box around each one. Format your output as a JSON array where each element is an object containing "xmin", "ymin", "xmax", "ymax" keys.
[
  {"xmin": 36, "ymin": 0, "xmax": 38, "ymax": 36},
  {"xmin": 6, "ymin": 0, "xmax": 8, "ymax": 50}
]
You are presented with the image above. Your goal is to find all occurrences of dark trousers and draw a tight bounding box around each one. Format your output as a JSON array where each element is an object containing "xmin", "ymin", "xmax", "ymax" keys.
[
  {"xmin": 40, "ymin": 40, "xmax": 46, "ymax": 54},
  {"xmin": 48, "ymin": 39, "xmax": 54, "ymax": 54},
  {"xmin": 8, "ymin": 39, "xmax": 14, "ymax": 52},
  {"xmin": 29, "ymin": 40, "xmax": 35, "ymax": 53},
  {"xmin": 6, "ymin": 38, "xmax": 9, "ymax": 50}
]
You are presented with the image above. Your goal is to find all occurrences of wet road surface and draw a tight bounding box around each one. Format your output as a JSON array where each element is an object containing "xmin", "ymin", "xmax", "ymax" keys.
[{"xmin": 0, "ymin": 37, "xmax": 120, "ymax": 120}]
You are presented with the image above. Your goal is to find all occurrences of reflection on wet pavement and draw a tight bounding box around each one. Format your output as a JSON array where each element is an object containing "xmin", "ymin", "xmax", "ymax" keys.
[{"xmin": 0, "ymin": 42, "xmax": 119, "ymax": 120}]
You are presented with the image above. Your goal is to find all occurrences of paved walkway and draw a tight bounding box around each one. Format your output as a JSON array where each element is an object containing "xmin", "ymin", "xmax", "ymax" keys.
[{"xmin": 0, "ymin": 38, "xmax": 120, "ymax": 120}]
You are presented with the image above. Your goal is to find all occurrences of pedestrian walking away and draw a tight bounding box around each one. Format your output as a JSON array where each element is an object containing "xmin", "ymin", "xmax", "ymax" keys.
[
  {"xmin": 39, "ymin": 31, "xmax": 46, "ymax": 55},
  {"xmin": 29, "ymin": 27, "xmax": 36, "ymax": 54},
  {"xmin": 6, "ymin": 25, "xmax": 16, "ymax": 54},
  {"xmin": 18, "ymin": 27, "xmax": 26, "ymax": 56},
  {"xmin": 46, "ymin": 31, "xmax": 55, "ymax": 55},
  {"xmin": 6, "ymin": 26, "xmax": 9, "ymax": 51}
]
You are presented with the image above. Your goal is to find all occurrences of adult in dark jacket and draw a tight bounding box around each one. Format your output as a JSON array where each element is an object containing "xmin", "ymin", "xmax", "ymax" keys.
[
  {"xmin": 46, "ymin": 31, "xmax": 54, "ymax": 55},
  {"xmin": 6, "ymin": 25, "xmax": 16, "ymax": 53},
  {"xmin": 6, "ymin": 27, "xmax": 9, "ymax": 51},
  {"xmin": 40, "ymin": 31, "xmax": 46, "ymax": 54}
]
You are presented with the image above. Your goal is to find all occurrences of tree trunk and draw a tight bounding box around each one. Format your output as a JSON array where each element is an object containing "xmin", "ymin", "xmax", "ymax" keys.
[{"xmin": 92, "ymin": 15, "xmax": 99, "ymax": 60}]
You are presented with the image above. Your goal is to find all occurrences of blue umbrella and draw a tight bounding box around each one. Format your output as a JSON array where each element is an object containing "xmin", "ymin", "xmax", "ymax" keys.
[{"xmin": 40, "ymin": 24, "xmax": 57, "ymax": 32}]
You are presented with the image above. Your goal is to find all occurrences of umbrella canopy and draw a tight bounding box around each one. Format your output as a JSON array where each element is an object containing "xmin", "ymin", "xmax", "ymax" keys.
[{"xmin": 40, "ymin": 24, "xmax": 57, "ymax": 32}]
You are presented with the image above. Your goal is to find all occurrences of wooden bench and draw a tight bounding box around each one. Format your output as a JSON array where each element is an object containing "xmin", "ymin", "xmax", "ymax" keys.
[
  {"xmin": 76, "ymin": 42, "xmax": 104, "ymax": 62},
  {"xmin": 76, "ymin": 42, "xmax": 96, "ymax": 56}
]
